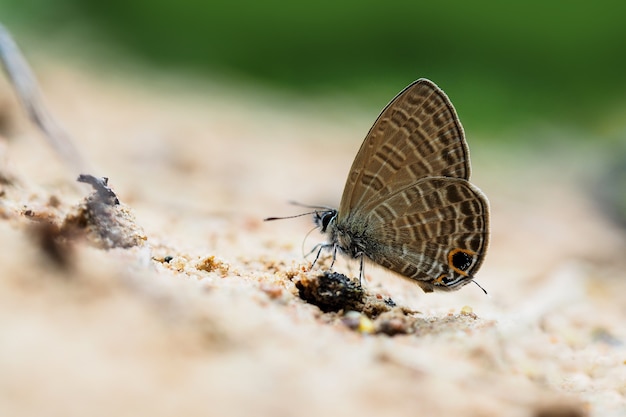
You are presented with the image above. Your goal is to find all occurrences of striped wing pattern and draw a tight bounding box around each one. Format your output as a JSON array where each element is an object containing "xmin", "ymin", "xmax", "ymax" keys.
[
  {"xmin": 331, "ymin": 79, "xmax": 489, "ymax": 292},
  {"xmin": 362, "ymin": 177, "xmax": 489, "ymax": 292},
  {"xmin": 339, "ymin": 79, "xmax": 470, "ymax": 218}
]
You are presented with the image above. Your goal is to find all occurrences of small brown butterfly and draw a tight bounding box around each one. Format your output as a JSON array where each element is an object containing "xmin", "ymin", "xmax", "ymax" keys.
[{"xmin": 268, "ymin": 79, "xmax": 489, "ymax": 293}]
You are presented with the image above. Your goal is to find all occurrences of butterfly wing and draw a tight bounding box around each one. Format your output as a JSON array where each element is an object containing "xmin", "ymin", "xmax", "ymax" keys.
[
  {"xmin": 361, "ymin": 177, "xmax": 489, "ymax": 292},
  {"xmin": 339, "ymin": 79, "xmax": 470, "ymax": 219}
]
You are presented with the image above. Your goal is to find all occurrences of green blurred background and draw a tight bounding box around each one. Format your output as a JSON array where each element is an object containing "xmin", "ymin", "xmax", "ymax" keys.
[
  {"xmin": 1, "ymin": 0, "xmax": 626, "ymax": 138},
  {"xmin": 1, "ymin": 1, "xmax": 626, "ymax": 225}
]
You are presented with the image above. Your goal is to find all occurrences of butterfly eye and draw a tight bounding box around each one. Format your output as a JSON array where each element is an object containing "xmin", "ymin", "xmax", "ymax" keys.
[
  {"xmin": 320, "ymin": 211, "xmax": 336, "ymax": 232},
  {"xmin": 448, "ymin": 248, "xmax": 476, "ymax": 276}
]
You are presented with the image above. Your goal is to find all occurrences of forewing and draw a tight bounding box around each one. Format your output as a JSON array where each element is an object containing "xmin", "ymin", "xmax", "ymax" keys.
[
  {"xmin": 364, "ymin": 177, "xmax": 489, "ymax": 292},
  {"xmin": 339, "ymin": 79, "xmax": 470, "ymax": 218}
]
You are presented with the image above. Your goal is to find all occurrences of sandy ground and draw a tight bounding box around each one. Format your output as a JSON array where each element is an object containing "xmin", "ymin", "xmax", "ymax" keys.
[{"xmin": 0, "ymin": 59, "xmax": 625, "ymax": 417}]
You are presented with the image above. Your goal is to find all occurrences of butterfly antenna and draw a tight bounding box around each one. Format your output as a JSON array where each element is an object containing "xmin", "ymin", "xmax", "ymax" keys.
[
  {"xmin": 472, "ymin": 279, "xmax": 488, "ymax": 296},
  {"xmin": 263, "ymin": 211, "xmax": 318, "ymax": 222},
  {"xmin": 287, "ymin": 200, "xmax": 334, "ymax": 210}
]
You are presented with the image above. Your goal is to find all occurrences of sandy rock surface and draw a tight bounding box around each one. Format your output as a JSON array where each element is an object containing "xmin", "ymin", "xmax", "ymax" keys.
[{"xmin": 0, "ymin": 62, "xmax": 624, "ymax": 417}]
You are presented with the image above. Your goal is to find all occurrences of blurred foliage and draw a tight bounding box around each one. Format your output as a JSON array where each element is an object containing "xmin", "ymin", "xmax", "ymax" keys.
[{"xmin": 1, "ymin": 0, "xmax": 626, "ymax": 136}]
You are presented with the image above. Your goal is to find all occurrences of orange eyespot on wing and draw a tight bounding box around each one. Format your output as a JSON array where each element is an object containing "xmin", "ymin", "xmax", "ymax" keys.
[
  {"xmin": 435, "ymin": 274, "xmax": 448, "ymax": 285},
  {"xmin": 448, "ymin": 248, "xmax": 477, "ymax": 276}
]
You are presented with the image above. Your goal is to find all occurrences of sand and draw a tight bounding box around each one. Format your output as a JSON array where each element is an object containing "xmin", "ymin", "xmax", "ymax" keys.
[{"xmin": 0, "ymin": 60, "xmax": 624, "ymax": 417}]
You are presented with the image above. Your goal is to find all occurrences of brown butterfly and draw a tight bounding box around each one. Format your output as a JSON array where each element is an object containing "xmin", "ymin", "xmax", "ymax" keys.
[{"xmin": 269, "ymin": 79, "xmax": 489, "ymax": 293}]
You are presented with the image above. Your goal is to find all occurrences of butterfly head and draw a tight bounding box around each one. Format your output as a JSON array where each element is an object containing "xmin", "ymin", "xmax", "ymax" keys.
[{"xmin": 313, "ymin": 209, "xmax": 338, "ymax": 233}]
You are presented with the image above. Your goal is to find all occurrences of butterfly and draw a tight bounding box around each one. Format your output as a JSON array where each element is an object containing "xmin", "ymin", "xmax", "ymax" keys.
[{"xmin": 269, "ymin": 79, "xmax": 490, "ymax": 293}]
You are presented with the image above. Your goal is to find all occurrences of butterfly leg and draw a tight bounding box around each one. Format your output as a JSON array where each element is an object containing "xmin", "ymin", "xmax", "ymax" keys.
[
  {"xmin": 304, "ymin": 242, "xmax": 324, "ymax": 259},
  {"xmin": 329, "ymin": 244, "xmax": 339, "ymax": 269},
  {"xmin": 310, "ymin": 243, "xmax": 334, "ymax": 270},
  {"xmin": 358, "ymin": 254, "xmax": 364, "ymax": 284}
]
